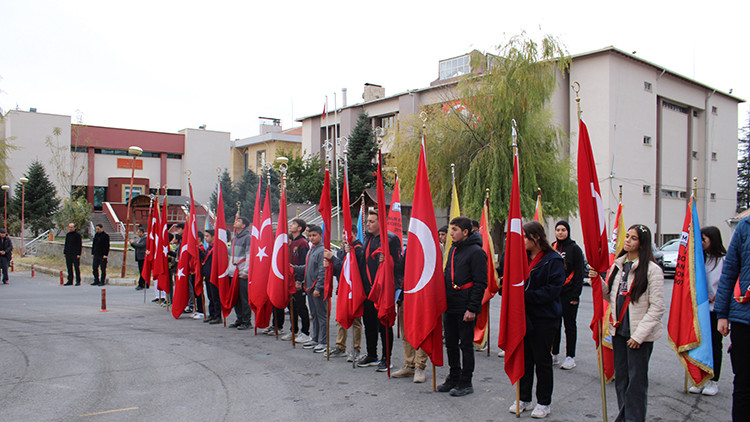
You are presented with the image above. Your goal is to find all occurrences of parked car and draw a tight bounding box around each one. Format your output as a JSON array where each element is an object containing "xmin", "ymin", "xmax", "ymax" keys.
[{"xmin": 659, "ymin": 239, "xmax": 680, "ymax": 278}]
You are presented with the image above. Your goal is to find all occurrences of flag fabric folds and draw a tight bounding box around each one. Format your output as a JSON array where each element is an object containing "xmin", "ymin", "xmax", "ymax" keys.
[
  {"xmin": 171, "ymin": 183, "xmax": 200, "ymax": 318},
  {"xmin": 609, "ymin": 201, "xmax": 625, "ymax": 265},
  {"xmin": 267, "ymin": 182, "xmax": 292, "ymax": 309},
  {"xmin": 403, "ymin": 138, "xmax": 447, "ymax": 366},
  {"xmin": 367, "ymin": 151, "xmax": 396, "ymax": 328},
  {"xmin": 249, "ymin": 183, "xmax": 273, "ymax": 328},
  {"xmin": 498, "ymin": 150, "xmax": 529, "ymax": 385},
  {"xmin": 443, "ymin": 176, "xmax": 461, "ymax": 268},
  {"xmin": 141, "ymin": 202, "xmax": 155, "ymax": 287},
  {"xmin": 154, "ymin": 196, "xmax": 170, "ymax": 293},
  {"xmin": 185, "ymin": 185, "xmax": 202, "ymax": 296},
  {"xmin": 356, "ymin": 202, "xmax": 365, "ymax": 244},
  {"xmin": 667, "ymin": 195, "xmax": 714, "ymax": 386},
  {"xmin": 533, "ymin": 188, "xmax": 543, "ymax": 223},
  {"xmin": 319, "ymin": 168, "xmax": 334, "ymax": 300},
  {"xmin": 211, "ymin": 184, "xmax": 232, "ymax": 318},
  {"xmin": 387, "ymin": 174, "xmax": 403, "ymax": 247},
  {"xmin": 336, "ymin": 164, "xmax": 366, "ymax": 329},
  {"xmin": 473, "ymin": 195, "xmax": 499, "ymax": 349}
]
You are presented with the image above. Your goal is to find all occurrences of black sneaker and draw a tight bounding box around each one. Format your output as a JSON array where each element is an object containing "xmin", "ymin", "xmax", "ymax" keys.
[
  {"xmin": 90, "ymin": 281, "xmax": 99, "ymax": 286},
  {"xmin": 376, "ymin": 359, "xmax": 393, "ymax": 372},
  {"xmin": 357, "ymin": 355, "xmax": 379, "ymax": 367},
  {"xmin": 449, "ymin": 384, "xmax": 474, "ymax": 397},
  {"xmin": 209, "ymin": 318, "xmax": 222, "ymax": 325},
  {"xmin": 135, "ymin": 286, "xmax": 144, "ymax": 291},
  {"xmin": 437, "ymin": 378, "xmax": 458, "ymax": 393},
  {"xmin": 228, "ymin": 321, "xmax": 240, "ymax": 328},
  {"xmin": 237, "ymin": 323, "xmax": 252, "ymax": 330},
  {"xmin": 75, "ymin": 282, "xmax": 81, "ymax": 286},
  {"xmin": 63, "ymin": 281, "xmax": 73, "ymax": 286}
]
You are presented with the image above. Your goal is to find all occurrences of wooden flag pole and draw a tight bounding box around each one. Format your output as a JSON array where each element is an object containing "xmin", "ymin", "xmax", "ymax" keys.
[
  {"xmin": 684, "ymin": 370, "xmax": 689, "ymax": 393},
  {"xmin": 486, "ymin": 304, "xmax": 491, "ymax": 357},
  {"xmin": 326, "ymin": 299, "xmax": 331, "ymax": 360},
  {"xmin": 432, "ymin": 364, "xmax": 436, "ymax": 392},
  {"xmin": 352, "ymin": 322, "xmax": 357, "ymax": 369},
  {"xmin": 515, "ymin": 383, "xmax": 521, "ymax": 418},
  {"xmin": 597, "ymin": 320, "xmax": 608, "ymax": 422}
]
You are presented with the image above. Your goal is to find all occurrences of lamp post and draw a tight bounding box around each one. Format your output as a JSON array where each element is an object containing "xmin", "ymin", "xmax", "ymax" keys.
[
  {"xmin": 19, "ymin": 177, "xmax": 28, "ymax": 256},
  {"xmin": 121, "ymin": 146, "xmax": 143, "ymax": 278},
  {"xmin": 1, "ymin": 185, "xmax": 9, "ymax": 232}
]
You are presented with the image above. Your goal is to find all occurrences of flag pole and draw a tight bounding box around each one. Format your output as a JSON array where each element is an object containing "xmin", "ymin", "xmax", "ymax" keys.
[
  {"xmin": 574, "ymin": 81, "xmax": 609, "ymax": 422},
  {"xmin": 485, "ymin": 188, "xmax": 492, "ymax": 357},
  {"xmin": 515, "ymin": 383, "xmax": 520, "ymax": 418},
  {"xmin": 511, "ymin": 120, "xmax": 521, "ymax": 419}
]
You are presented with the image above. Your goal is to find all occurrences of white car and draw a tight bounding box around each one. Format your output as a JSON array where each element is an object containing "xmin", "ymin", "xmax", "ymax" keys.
[{"xmin": 659, "ymin": 239, "xmax": 681, "ymax": 278}]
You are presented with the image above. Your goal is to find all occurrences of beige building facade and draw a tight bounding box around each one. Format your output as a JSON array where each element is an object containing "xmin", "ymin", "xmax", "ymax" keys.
[{"xmin": 230, "ymin": 119, "xmax": 302, "ymax": 181}]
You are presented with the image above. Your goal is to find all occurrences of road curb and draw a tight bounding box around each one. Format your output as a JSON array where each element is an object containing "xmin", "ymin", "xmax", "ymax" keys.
[{"xmin": 13, "ymin": 262, "xmax": 138, "ymax": 286}]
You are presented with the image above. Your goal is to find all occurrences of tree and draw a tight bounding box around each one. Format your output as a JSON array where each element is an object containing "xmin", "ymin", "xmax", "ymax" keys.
[
  {"xmin": 236, "ymin": 168, "xmax": 281, "ymax": 219},
  {"xmin": 46, "ymin": 125, "xmax": 88, "ymax": 198},
  {"xmin": 347, "ymin": 112, "xmax": 377, "ymax": 197},
  {"xmin": 737, "ymin": 114, "xmax": 750, "ymax": 213},
  {"xmin": 209, "ymin": 169, "xmax": 238, "ymax": 228},
  {"xmin": 394, "ymin": 34, "xmax": 577, "ymax": 248},
  {"xmin": 9, "ymin": 160, "xmax": 60, "ymax": 236},
  {"xmin": 54, "ymin": 195, "xmax": 92, "ymax": 237},
  {"xmin": 280, "ymin": 149, "xmax": 326, "ymax": 204},
  {"xmin": 0, "ymin": 111, "xmax": 20, "ymax": 183}
]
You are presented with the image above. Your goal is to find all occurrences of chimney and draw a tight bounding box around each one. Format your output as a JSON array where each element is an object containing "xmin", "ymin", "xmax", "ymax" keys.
[
  {"xmin": 362, "ymin": 83, "xmax": 385, "ymax": 102},
  {"xmin": 342, "ymin": 88, "xmax": 347, "ymax": 107},
  {"xmin": 259, "ymin": 117, "xmax": 282, "ymax": 135}
]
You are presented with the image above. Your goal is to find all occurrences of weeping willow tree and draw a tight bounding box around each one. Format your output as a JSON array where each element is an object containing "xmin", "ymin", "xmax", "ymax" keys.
[{"xmin": 394, "ymin": 34, "xmax": 578, "ymax": 246}]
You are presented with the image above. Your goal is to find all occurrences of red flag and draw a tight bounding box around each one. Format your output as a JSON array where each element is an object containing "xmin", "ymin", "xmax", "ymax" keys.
[
  {"xmin": 141, "ymin": 201, "xmax": 155, "ymax": 287},
  {"xmin": 533, "ymin": 188, "xmax": 543, "ymax": 222},
  {"xmin": 186, "ymin": 184, "xmax": 202, "ymax": 296},
  {"xmin": 154, "ymin": 196, "xmax": 170, "ymax": 292},
  {"xmin": 267, "ymin": 183, "xmax": 291, "ymax": 309},
  {"xmin": 387, "ymin": 174, "xmax": 403, "ymax": 246},
  {"xmin": 172, "ymin": 183, "xmax": 201, "ymax": 318},
  {"xmin": 576, "ymin": 119, "xmax": 609, "ymax": 347},
  {"xmin": 473, "ymin": 195, "xmax": 500, "ymax": 348},
  {"xmin": 403, "ymin": 138, "xmax": 447, "ymax": 366},
  {"xmin": 367, "ymin": 151, "xmax": 396, "ymax": 328},
  {"xmin": 336, "ymin": 164, "xmax": 366, "ymax": 329},
  {"xmin": 498, "ymin": 150, "xmax": 529, "ymax": 384},
  {"xmin": 211, "ymin": 184, "xmax": 232, "ymax": 317},
  {"xmin": 318, "ymin": 168, "xmax": 334, "ymax": 300},
  {"xmin": 249, "ymin": 184, "xmax": 274, "ymax": 328}
]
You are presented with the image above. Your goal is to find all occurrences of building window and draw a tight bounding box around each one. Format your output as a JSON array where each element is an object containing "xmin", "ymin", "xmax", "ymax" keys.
[
  {"xmin": 140, "ymin": 151, "xmax": 160, "ymax": 158},
  {"xmin": 712, "ymin": 106, "xmax": 718, "ymax": 114},
  {"xmin": 243, "ymin": 151, "xmax": 249, "ymax": 172},
  {"xmin": 663, "ymin": 101, "xmax": 688, "ymax": 114},
  {"xmin": 710, "ymin": 193, "xmax": 717, "ymax": 201},
  {"xmin": 644, "ymin": 81, "xmax": 652, "ymax": 92},
  {"xmin": 643, "ymin": 136, "xmax": 652, "ymax": 145},
  {"xmin": 662, "ymin": 189, "xmax": 687, "ymax": 199},
  {"xmin": 149, "ymin": 188, "xmax": 158, "ymax": 195},
  {"xmin": 439, "ymin": 54, "xmax": 471, "ymax": 80},
  {"xmin": 70, "ymin": 146, "xmax": 87, "ymax": 153},
  {"xmin": 643, "ymin": 185, "xmax": 652, "ymax": 194},
  {"xmin": 256, "ymin": 150, "xmax": 266, "ymax": 170},
  {"xmin": 693, "ymin": 110, "xmax": 699, "ymax": 117},
  {"xmin": 692, "ymin": 151, "xmax": 698, "ymax": 159},
  {"xmin": 93, "ymin": 186, "xmax": 106, "ymax": 211},
  {"xmin": 99, "ymin": 148, "xmax": 129, "ymax": 156},
  {"xmin": 712, "ymin": 152, "xmax": 717, "ymax": 160},
  {"xmin": 166, "ymin": 153, "xmax": 182, "ymax": 159},
  {"xmin": 379, "ymin": 115, "xmax": 395, "ymax": 130},
  {"xmin": 124, "ymin": 186, "xmax": 143, "ymax": 200},
  {"xmin": 166, "ymin": 189, "xmax": 181, "ymax": 196}
]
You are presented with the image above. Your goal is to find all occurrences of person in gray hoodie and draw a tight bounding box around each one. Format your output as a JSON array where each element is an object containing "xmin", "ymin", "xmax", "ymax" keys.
[
  {"xmin": 293, "ymin": 225, "xmax": 327, "ymax": 353},
  {"xmin": 229, "ymin": 217, "xmax": 253, "ymax": 330}
]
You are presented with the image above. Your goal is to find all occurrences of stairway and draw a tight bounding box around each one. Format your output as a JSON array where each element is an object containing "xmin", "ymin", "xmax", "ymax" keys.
[{"xmin": 90, "ymin": 213, "xmax": 124, "ymax": 242}]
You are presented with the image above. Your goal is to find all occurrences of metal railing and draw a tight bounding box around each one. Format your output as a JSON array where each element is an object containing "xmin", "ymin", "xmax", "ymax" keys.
[{"xmin": 24, "ymin": 229, "xmax": 51, "ymax": 256}]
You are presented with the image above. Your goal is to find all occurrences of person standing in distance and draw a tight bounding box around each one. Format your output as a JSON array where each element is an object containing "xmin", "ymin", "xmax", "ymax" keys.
[
  {"xmin": 91, "ymin": 224, "xmax": 110, "ymax": 286},
  {"xmin": 0, "ymin": 229, "xmax": 13, "ymax": 284},
  {"xmin": 131, "ymin": 226, "xmax": 148, "ymax": 291},
  {"xmin": 63, "ymin": 223, "xmax": 82, "ymax": 286}
]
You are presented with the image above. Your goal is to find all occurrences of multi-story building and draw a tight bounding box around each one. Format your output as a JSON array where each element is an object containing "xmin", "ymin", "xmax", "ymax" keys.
[
  {"xmin": 230, "ymin": 117, "xmax": 302, "ymax": 182},
  {"xmin": 297, "ymin": 46, "xmax": 743, "ymax": 246}
]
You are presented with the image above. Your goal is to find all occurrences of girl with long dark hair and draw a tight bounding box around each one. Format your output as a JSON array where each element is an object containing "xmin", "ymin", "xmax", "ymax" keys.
[
  {"xmin": 689, "ymin": 226, "xmax": 727, "ymax": 396},
  {"xmin": 596, "ymin": 224, "xmax": 665, "ymax": 422}
]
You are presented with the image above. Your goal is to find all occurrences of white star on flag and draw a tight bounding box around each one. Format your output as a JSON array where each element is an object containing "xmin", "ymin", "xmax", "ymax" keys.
[
  {"xmin": 177, "ymin": 268, "xmax": 185, "ymax": 280},
  {"xmin": 256, "ymin": 246, "xmax": 268, "ymax": 262}
]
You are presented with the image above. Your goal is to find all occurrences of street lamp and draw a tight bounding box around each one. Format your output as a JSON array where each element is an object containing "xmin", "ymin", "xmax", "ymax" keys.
[
  {"xmin": 19, "ymin": 177, "xmax": 28, "ymax": 256},
  {"xmin": 1, "ymin": 185, "xmax": 9, "ymax": 232},
  {"xmin": 121, "ymin": 146, "xmax": 143, "ymax": 278}
]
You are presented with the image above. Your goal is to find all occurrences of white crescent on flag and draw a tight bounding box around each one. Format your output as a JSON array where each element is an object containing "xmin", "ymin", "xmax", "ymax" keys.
[
  {"xmin": 271, "ymin": 233, "xmax": 288, "ymax": 279},
  {"xmin": 591, "ymin": 182, "xmax": 605, "ymax": 235},
  {"xmin": 218, "ymin": 228, "xmax": 227, "ymax": 245},
  {"xmin": 404, "ymin": 218, "xmax": 435, "ymax": 294},
  {"xmin": 509, "ymin": 217, "xmax": 525, "ymax": 287}
]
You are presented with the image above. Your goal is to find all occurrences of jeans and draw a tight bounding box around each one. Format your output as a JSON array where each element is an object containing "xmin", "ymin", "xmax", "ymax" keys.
[
  {"xmin": 444, "ymin": 312, "xmax": 476, "ymax": 384},
  {"xmin": 613, "ymin": 334, "xmax": 653, "ymax": 422},
  {"xmin": 137, "ymin": 260, "xmax": 145, "ymax": 288}
]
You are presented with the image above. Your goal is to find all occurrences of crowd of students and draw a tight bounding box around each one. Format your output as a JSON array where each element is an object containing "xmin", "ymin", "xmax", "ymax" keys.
[{"xmin": 142, "ymin": 210, "xmax": 749, "ymax": 422}]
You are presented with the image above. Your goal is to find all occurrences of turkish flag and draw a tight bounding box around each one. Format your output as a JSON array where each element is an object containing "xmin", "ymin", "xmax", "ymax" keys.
[
  {"xmin": 211, "ymin": 184, "xmax": 232, "ymax": 317},
  {"xmin": 336, "ymin": 165, "xmax": 366, "ymax": 329},
  {"xmin": 403, "ymin": 138, "xmax": 446, "ymax": 366},
  {"xmin": 576, "ymin": 119, "xmax": 609, "ymax": 346},
  {"xmin": 387, "ymin": 174, "xmax": 403, "ymax": 246},
  {"xmin": 267, "ymin": 184, "xmax": 291, "ymax": 309},
  {"xmin": 249, "ymin": 184, "xmax": 274, "ymax": 329},
  {"xmin": 319, "ymin": 168, "xmax": 334, "ymax": 300},
  {"xmin": 141, "ymin": 202, "xmax": 155, "ymax": 287},
  {"xmin": 186, "ymin": 184, "xmax": 202, "ymax": 295},
  {"xmin": 498, "ymin": 151, "xmax": 529, "ymax": 384},
  {"xmin": 154, "ymin": 196, "xmax": 170, "ymax": 292},
  {"xmin": 473, "ymin": 195, "xmax": 500, "ymax": 349}
]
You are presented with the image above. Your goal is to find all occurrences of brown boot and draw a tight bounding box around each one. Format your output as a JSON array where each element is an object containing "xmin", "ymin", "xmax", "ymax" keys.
[{"xmin": 392, "ymin": 365, "xmax": 415, "ymax": 378}]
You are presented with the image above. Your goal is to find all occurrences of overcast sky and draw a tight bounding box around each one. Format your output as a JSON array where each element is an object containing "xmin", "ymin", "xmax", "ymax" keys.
[{"xmin": 1, "ymin": 0, "xmax": 747, "ymax": 138}]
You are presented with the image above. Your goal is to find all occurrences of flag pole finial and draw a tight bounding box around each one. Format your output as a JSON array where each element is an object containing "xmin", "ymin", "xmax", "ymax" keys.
[
  {"xmin": 511, "ymin": 119, "xmax": 518, "ymax": 155},
  {"xmin": 572, "ymin": 81, "xmax": 582, "ymax": 119},
  {"xmin": 235, "ymin": 201, "xmax": 241, "ymax": 217},
  {"xmin": 216, "ymin": 167, "xmax": 221, "ymax": 180},
  {"xmin": 185, "ymin": 170, "xmax": 192, "ymax": 183},
  {"xmin": 485, "ymin": 188, "xmax": 490, "ymax": 200},
  {"xmin": 277, "ymin": 156, "xmax": 288, "ymax": 190},
  {"xmin": 451, "ymin": 163, "xmax": 456, "ymax": 185},
  {"xmin": 693, "ymin": 177, "xmax": 698, "ymax": 198},
  {"xmin": 619, "ymin": 185, "xmax": 623, "ymax": 202},
  {"xmin": 419, "ymin": 111, "xmax": 428, "ymax": 130}
]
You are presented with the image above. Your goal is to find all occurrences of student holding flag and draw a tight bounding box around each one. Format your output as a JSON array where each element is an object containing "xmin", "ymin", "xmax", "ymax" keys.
[{"xmin": 602, "ymin": 224, "xmax": 664, "ymax": 422}]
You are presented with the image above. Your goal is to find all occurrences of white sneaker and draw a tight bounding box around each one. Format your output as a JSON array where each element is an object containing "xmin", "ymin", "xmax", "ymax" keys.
[
  {"xmin": 280, "ymin": 332, "xmax": 293, "ymax": 341},
  {"xmin": 551, "ymin": 354, "xmax": 560, "ymax": 365},
  {"xmin": 191, "ymin": 312, "xmax": 205, "ymax": 320},
  {"xmin": 560, "ymin": 356, "xmax": 576, "ymax": 370},
  {"xmin": 347, "ymin": 350, "xmax": 362, "ymax": 362},
  {"xmin": 702, "ymin": 380, "xmax": 719, "ymax": 396},
  {"xmin": 313, "ymin": 344, "xmax": 326, "ymax": 352},
  {"xmin": 688, "ymin": 384, "xmax": 703, "ymax": 394},
  {"xmin": 295, "ymin": 333, "xmax": 312, "ymax": 343},
  {"xmin": 497, "ymin": 349, "xmax": 505, "ymax": 358},
  {"xmin": 531, "ymin": 404, "xmax": 551, "ymax": 419},
  {"xmin": 508, "ymin": 400, "xmax": 532, "ymax": 414}
]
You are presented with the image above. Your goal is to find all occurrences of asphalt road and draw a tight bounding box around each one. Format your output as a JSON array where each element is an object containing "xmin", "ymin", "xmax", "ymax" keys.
[{"xmin": 0, "ymin": 271, "xmax": 733, "ymax": 421}]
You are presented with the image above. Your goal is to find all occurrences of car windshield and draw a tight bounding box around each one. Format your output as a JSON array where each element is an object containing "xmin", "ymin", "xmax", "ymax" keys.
[{"xmin": 661, "ymin": 242, "xmax": 680, "ymax": 252}]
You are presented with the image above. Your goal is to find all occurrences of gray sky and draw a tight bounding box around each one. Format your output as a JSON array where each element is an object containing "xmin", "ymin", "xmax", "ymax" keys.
[{"xmin": 1, "ymin": 0, "xmax": 747, "ymax": 138}]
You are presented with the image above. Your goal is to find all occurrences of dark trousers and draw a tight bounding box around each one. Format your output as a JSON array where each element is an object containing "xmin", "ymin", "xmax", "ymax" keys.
[
  {"xmin": 613, "ymin": 334, "xmax": 653, "ymax": 422},
  {"xmin": 233, "ymin": 277, "xmax": 252, "ymax": 325},
  {"xmin": 362, "ymin": 299, "xmax": 393, "ymax": 360},
  {"xmin": 520, "ymin": 318, "xmax": 558, "ymax": 406},
  {"xmin": 289, "ymin": 290, "xmax": 310, "ymax": 335},
  {"xmin": 137, "ymin": 260, "xmax": 146, "ymax": 288},
  {"xmin": 710, "ymin": 311, "xmax": 723, "ymax": 381},
  {"xmin": 65, "ymin": 255, "xmax": 81, "ymax": 283},
  {"xmin": 272, "ymin": 307, "xmax": 285, "ymax": 329},
  {"xmin": 730, "ymin": 322, "xmax": 750, "ymax": 422},
  {"xmin": 206, "ymin": 280, "xmax": 221, "ymax": 319},
  {"xmin": 443, "ymin": 312, "xmax": 477, "ymax": 385},
  {"xmin": 92, "ymin": 256, "xmax": 107, "ymax": 284},
  {"xmin": 0, "ymin": 256, "xmax": 9, "ymax": 282},
  {"xmin": 552, "ymin": 299, "xmax": 579, "ymax": 357}
]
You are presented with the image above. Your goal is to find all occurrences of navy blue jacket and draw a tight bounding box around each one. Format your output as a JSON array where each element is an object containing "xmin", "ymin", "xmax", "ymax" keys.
[
  {"xmin": 715, "ymin": 216, "xmax": 750, "ymax": 325},
  {"xmin": 444, "ymin": 231, "xmax": 487, "ymax": 315},
  {"xmin": 524, "ymin": 250, "xmax": 565, "ymax": 321}
]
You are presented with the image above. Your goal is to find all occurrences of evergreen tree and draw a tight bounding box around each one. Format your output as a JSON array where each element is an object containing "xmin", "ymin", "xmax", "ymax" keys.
[
  {"xmin": 347, "ymin": 112, "xmax": 377, "ymax": 198},
  {"xmin": 209, "ymin": 169, "xmax": 238, "ymax": 228},
  {"xmin": 737, "ymin": 114, "xmax": 750, "ymax": 213},
  {"xmin": 236, "ymin": 168, "xmax": 281, "ymax": 220},
  {"xmin": 10, "ymin": 160, "xmax": 60, "ymax": 236},
  {"xmin": 281, "ymin": 149, "xmax": 325, "ymax": 204}
]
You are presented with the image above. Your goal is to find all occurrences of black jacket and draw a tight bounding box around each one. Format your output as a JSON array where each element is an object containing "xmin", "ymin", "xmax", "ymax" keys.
[
  {"xmin": 444, "ymin": 231, "xmax": 487, "ymax": 315},
  {"xmin": 202, "ymin": 244, "xmax": 213, "ymax": 279},
  {"xmin": 0, "ymin": 236, "xmax": 12, "ymax": 260},
  {"xmin": 525, "ymin": 251, "xmax": 565, "ymax": 321},
  {"xmin": 64, "ymin": 230, "xmax": 82, "ymax": 256},
  {"xmin": 552, "ymin": 238, "xmax": 585, "ymax": 302},
  {"xmin": 131, "ymin": 235, "xmax": 147, "ymax": 261},
  {"xmin": 355, "ymin": 231, "xmax": 402, "ymax": 296},
  {"xmin": 92, "ymin": 231, "xmax": 110, "ymax": 257}
]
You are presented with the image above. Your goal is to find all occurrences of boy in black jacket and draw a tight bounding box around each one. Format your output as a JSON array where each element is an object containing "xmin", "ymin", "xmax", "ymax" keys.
[{"xmin": 439, "ymin": 216, "xmax": 487, "ymax": 396}]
